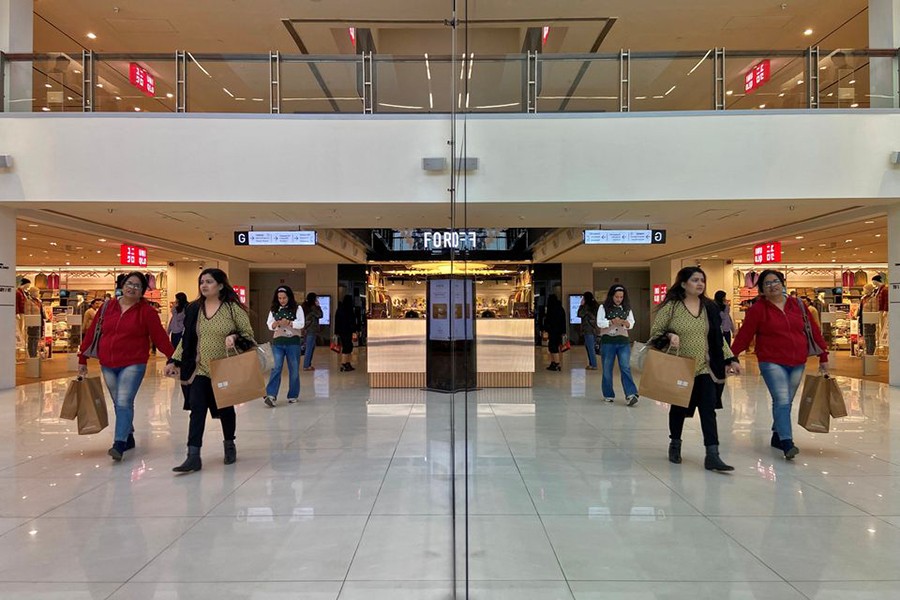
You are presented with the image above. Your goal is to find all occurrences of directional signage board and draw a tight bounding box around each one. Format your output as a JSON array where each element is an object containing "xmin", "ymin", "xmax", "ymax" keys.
[
  {"xmin": 583, "ymin": 230, "xmax": 666, "ymax": 245},
  {"xmin": 234, "ymin": 231, "xmax": 317, "ymax": 246}
]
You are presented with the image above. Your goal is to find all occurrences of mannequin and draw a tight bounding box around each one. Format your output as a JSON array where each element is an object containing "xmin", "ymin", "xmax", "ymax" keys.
[
  {"xmin": 872, "ymin": 274, "xmax": 889, "ymax": 351},
  {"xmin": 15, "ymin": 277, "xmax": 30, "ymax": 353},
  {"xmin": 859, "ymin": 283, "xmax": 878, "ymax": 355}
]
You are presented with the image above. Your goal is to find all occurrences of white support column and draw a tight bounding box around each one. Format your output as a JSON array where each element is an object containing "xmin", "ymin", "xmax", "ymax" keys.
[
  {"xmin": 0, "ymin": 206, "xmax": 16, "ymax": 389},
  {"xmin": 0, "ymin": 0, "xmax": 33, "ymax": 112},
  {"xmin": 869, "ymin": 0, "xmax": 900, "ymax": 108},
  {"xmin": 888, "ymin": 204, "xmax": 900, "ymax": 386}
]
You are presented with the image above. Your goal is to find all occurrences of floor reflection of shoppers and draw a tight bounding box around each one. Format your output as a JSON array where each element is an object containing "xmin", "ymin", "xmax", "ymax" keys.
[
  {"xmin": 263, "ymin": 286, "xmax": 304, "ymax": 407},
  {"xmin": 577, "ymin": 291, "xmax": 600, "ymax": 370},
  {"xmin": 542, "ymin": 294, "xmax": 566, "ymax": 371},
  {"xmin": 301, "ymin": 292, "xmax": 323, "ymax": 371},
  {"xmin": 730, "ymin": 269, "xmax": 829, "ymax": 460},
  {"xmin": 651, "ymin": 267, "xmax": 742, "ymax": 471},
  {"xmin": 165, "ymin": 268, "xmax": 256, "ymax": 473},
  {"xmin": 714, "ymin": 290, "xmax": 735, "ymax": 346},
  {"xmin": 167, "ymin": 292, "xmax": 188, "ymax": 349},
  {"xmin": 78, "ymin": 272, "xmax": 175, "ymax": 462},
  {"xmin": 597, "ymin": 284, "xmax": 639, "ymax": 406},
  {"xmin": 334, "ymin": 294, "xmax": 357, "ymax": 372}
]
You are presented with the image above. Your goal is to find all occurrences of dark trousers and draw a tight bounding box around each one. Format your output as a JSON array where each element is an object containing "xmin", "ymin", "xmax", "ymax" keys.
[
  {"xmin": 668, "ymin": 374, "xmax": 720, "ymax": 447},
  {"xmin": 185, "ymin": 376, "xmax": 236, "ymax": 449},
  {"xmin": 723, "ymin": 331, "xmax": 732, "ymax": 346}
]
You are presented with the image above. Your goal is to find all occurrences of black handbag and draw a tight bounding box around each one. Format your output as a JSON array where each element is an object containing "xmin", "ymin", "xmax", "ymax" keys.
[{"xmin": 647, "ymin": 303, "xmax": 677, "ymax": 352}]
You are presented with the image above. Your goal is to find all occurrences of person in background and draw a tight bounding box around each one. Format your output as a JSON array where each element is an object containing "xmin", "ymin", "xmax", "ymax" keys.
[
  {"xmin": 167, "ymin": 292, "xmax": 189, "ymax": 349},
  {"xmin": 541, "ymin": 294, "xmax": 566, "ymax": 371},
  {"xmin": 731, "ymin": 270, "xmax": 829, "ymax": 460},
  {"xmin": 650, "ymin": 267, "xmax": 741, "ymax": 471},
  {"xmin": 597, "ymin": 284, "xmax": 639, "ymax": 405},
  {"xmin": 334, "ymin": 294, "xmax": 358, "ymax": 372},
  {"xmin": 263, "ymin": 286, "xmax": 304, "ymax": 407},
  {"xmin": 82, "ymin": 298, "xmax": 103, "ymax": 331},
  {"xmin": 301, "ymin": 292, "xmax": 323, "ymax": 371},
  {"xmin": 165, "ymin": 268, "xmax": 256, "ymax": 473},
  {"xmin": 78, "ymin": 272, "xmax": 175, "ymax": 462},
  {"xmin": 714, "ymin": 290, "xmax": 735, "ymax": 346},
  {"xmin": 802, "ymin": 295, "xmax": 821, "ymax": 330},
  {"xmin": 577, "ymin": 291, "xmax": 600, "ymax": 370}
]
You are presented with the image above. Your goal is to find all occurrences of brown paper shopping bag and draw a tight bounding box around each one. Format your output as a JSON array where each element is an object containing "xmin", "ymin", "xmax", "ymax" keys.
[
  {"xmin": 638, "ymin": 349, "xmax": 696, "ymax": 408},
  {"xmin": 826, "ymin": 377, "xmax": 848, "ymax": 418},
  {"xmin": 75, "ymin": 377, "xmax": 108, "ymax": 435},
  {"xmin": 798, "ymin": 374, "xmax": 830, "ymax": 433},
  {"xmin": 209, "ymin": 349, "xmax": 266, "ymax": 409},
  {"xmin": 60, "ymin": 377, "xmax": 88, "ymax": 420}
]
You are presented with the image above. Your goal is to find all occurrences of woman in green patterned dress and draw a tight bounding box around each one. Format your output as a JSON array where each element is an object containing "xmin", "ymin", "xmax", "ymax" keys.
[
  {"xmin": 649, "ymin": 267, "xmax": 742, "ymax": 472},
  {"xmin": 166, "ymin": 268, "xmax": 256, "ymax": 473}
]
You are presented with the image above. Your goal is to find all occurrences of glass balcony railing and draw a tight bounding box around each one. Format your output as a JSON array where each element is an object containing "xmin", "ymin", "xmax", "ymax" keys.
[{"xmin": 2, "ymin": 48, "xmax": 898, "ymax": 114}]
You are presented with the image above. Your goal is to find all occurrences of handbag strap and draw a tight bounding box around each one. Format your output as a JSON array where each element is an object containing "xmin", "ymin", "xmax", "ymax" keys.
[
  {"xmin": 94, "ymin": 299, "xmax": 110, "ymax": 337},
  {"xmin": 796, "ymin": 296, "xmax": 813, "ymax": 334}
]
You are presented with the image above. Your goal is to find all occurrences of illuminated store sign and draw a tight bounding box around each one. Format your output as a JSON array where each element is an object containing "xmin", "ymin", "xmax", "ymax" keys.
[
  {"xmin": 652, "ymin": 284, "xmax": 668, "ymax": 305},
  {"xmin": 424, "ymin": 230, "xmax": 478, "ymax": 250},
  {"xmin": 129, "ymin": 63, "xmax": 156, "ymax": 97},
  {"xmin": 753, "ymin": 241, "xmax": 782, "ymax": 265},
  {"xmin": 744, "ymin": 59, "xmax": 770, "ymax": 94},
  {"xmin": 234, "ymin": 285, "xmax": 247, "ymax": 306},
  {"xmin": 233, "ymin": 231, "xmax": 317, "ymax": 246},
  {"xmin": 120, "ymin": 244, "xmax": 148, "ymax": 267},
  {"xmin": 583, "ymin": 230, "xmax": 666, "ymax": 245}
]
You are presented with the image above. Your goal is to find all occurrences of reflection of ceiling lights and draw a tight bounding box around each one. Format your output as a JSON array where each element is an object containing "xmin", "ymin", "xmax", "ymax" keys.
[{"xmin": 382, "ymin": 262, "xmax": 517, "ymax": 277}]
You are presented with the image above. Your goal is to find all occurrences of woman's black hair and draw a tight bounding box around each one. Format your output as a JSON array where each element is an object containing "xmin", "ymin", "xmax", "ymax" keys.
[
  {"xmin": 582, "ymin": 291, "xmax": 599, "ymax": 312},
  {"xmin": 756, "ymin": 269, "xmax": 786, "ymax": 294},
  {"xmin": 302, "ymin": 291, "xmax": 318, "ymax": 311},
  {"xmin": 270, "ymin": 285, "xmax": 298, "ymax": 316},
  {"xmin": 714, "ymin": 290, "xmax": 727, "ymax": 310},
  {"xmin": 122, "ymin": 271, "xmax": 149, "ymax": 295},
  {"xmin": 197, "ymin": 268, "xmax": 246, "ymax": 309},
  {"xmin": 659, "ymin": 266, "xmax": 709, "ymax": 309},
  {"xmin": 174, "ymin": 292, "xmax": 188, "ymax": 314},
  {"xmin": 340, "ymin": 294, "xmax": 354, "ymax": 310},
  {"xmin": 602, "ymin": 284, "xmax": 631, "ymax": 314},
  {"xmin": 547, "ymin": 293, "xmax": 561, "ymax": 309}
]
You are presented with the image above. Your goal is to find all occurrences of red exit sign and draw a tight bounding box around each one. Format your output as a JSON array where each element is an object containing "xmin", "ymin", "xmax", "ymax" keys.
[
  {"xmin": 744, "ymin": 59, "xmax": 771, "ymax": 94},
  {"xmin": 120, "ymin": 244, "xmax": 148, "ymax": 268},
  {"xmin": 652, "ymin": 284, "xmax": 668, "ymax": 305},
  {"xmin": 129, "ymin": 63, "xmax": 156, "ymax": 97},
  {"xmin": 753, "ymin": 242, "xmax": 782, "ymax": 265}
]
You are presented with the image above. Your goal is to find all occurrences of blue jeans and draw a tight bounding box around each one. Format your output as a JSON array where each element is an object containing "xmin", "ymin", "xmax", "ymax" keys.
[
  {"xmin": 583, "ymin": 333, "xmax": 598, "ymax": 368},
  {"xmin": 267, "ymin": 343, "xmax": 301, "ymax": 399},
  {"xmin": 100, "ymin": 363, "xmax": 147, "ymax": 443},
  {"xmin": 601, "ymin": 342, "xmax": 638, "ymax": 399},
  {"xmin": 302, "ymin": 334, "xmax": 317, "ymax": 368},
  {"xmin": 759, "ymin": 362, "xmax": 805, "ymax": 443}
]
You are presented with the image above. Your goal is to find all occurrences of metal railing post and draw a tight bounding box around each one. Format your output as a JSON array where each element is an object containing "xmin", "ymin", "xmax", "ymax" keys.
[
  {"xmin": 714, "ymin": 48, "xmax": 726, "ymax": 110},
  {"xmin": 269, "ymin": 51, "xmax": 281, "ymax": 114},
  {"xmin": 619, "ymin": 49, "xmax": 630, "ymax": 112},
  {"xmin": 807, "ymin": 46, "xmax": 820, "ymax": 109},
  {"xmin": 362, "ymin": 51, "xmax": 374, "ymax": 114},
  {"xmin": 82, "ymin": 50, "xmax": 94, "ymax": 112},
  {"xmin": 526, "ymin": 51, "xmax": 538, "ymax": 113},
  {"xmin": 175, "ymin": 50, "xmax": 187, "ymax": 113},
  {"xmin": 0, "ymin": 52, "xmax": 6, "ymax": 113}
]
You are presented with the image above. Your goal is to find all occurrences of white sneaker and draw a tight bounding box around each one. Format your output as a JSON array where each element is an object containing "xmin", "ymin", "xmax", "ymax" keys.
[
  {"xmin": 287, "ymin": 398, "xmax": 299, "ymax": 404},
  {"xmin": 264, "ymin": 396, "xmax": 276, "ymax": 408},
  {"xmin": 604, "ymin": 397, "xmax": 615, "ymax": 403}
]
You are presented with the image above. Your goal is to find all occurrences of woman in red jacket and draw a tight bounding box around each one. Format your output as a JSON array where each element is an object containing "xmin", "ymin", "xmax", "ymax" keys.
[
  {"xmin": 731, "ymin": 269, "xmax": 829, "ymax": 460},
  {"xmin": 78, "ymin": 272, "xmax": 175, "ymax": 461}
]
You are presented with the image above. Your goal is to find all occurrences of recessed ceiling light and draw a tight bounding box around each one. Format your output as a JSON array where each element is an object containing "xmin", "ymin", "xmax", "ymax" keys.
[
  {"xmin": 819, "ymin": 243, "xmax": 827, "ymax": 247},
  {"xmin": 44, "ymin": 83, "xmax": 52, "ymax": 88},
  {"xmin": 795, "ymin": 235, "xmax": 804, "ymax": 239},
  {"xmin": 166, "ymin": 93, "xmax": 174, "ymax": 98},
  {"xmin": 49, "ymin": 242, "xmax": 57, "ymax": 246},
  {"xmin": 20, "ymin": 237, "xmax": 27, "ymax": 241},
  {"xmin": 41, "ymin": 107, "xmax": 50, "ymax": 112},
  {"xmin": 850, "ymin": 103, "xmax": 859, "ymax": 108},
  {"xmin": 65, "ymin": 261, "xmax": 71, "ymax": 265},
  {"xmin": 797, "ymin": 80, "xmax": 804, "ymax": 85},
  {"xmin": 865, "ymin": 220, "xmax": 875, "ymax": 224},
  {"xmin": 73, "ymin": 69, "xmax": 81, "ymax": 74},
  {"xmin": 98, "ymin": 238, "xmax": 106, "ymax": 242},
  {"xmin": 725, "ymin": 90, "xmax": 733, "ymax": 96},
  {"xmin": 28, "ymin": 224, "xmax": 38, "ymax": 227},
  {"xmin": 848, "ymin": 80, "xmax": 856, "ymax": 85},
  {"xmin": 86, "ymin": 32, "xmax": 97, "ymax": 39},
  {"xmin": 804, "ymin": 28, "xmax": 814, "ymax": 36},
  {"xmin": 820, "ymin": 66, "xmax": 827, "ymax": 70},
  {"xmin": 800, "ymin": 247, "xmax": 806, "ymax": 251},
  {"xmin": 96, "ymin": 83, "xmax": 103, "ymax": 88},
  {"xmin": 134, "ymin": 107, "xmax": 141, "ymax": 112},
  {"xmin": 875, "ymin": 234, "xmax": 882, "ymax": 238},
  {"xmin": 759, "ymin": 104, "xmax": 766, "ymax": 109},
  {"xmin": 67, "ymin": 96, "xmax": 73, "ymax": 101},
  {"xmin": 778, "ymin": 93, "xmax": 785, "ymax": 97},
  {"xmin": 115, "ymin": 96, "xmax": 121, "ymax": 101},
  {"xmin": 96, "ymin": 250, "xmax": 102, "ymax": 254},
  {"xmin": 845, "ymin": 239, "xmax": 852, "ymax": 243}
]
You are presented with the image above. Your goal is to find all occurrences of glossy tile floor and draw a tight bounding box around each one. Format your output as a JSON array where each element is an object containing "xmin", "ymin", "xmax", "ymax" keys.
[{"xmin": 1, "ymin": 350, "xmax": 898, "ymax": 599}]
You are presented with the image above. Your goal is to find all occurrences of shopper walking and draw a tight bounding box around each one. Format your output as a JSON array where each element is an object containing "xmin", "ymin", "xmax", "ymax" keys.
[
  {"xmin": 78, "ymin": 272, "xmax": 175, "ymax": 462},
  {"xmin": 577, "ymin": 291, "xmax": 600, "ymax": 370},
  {"xmin": 730, "ymin": 269, "xmax": 829, "ymax": 460},
  {"xmin": 650, "ymin": 267, "xmax": 741, "ymax": 471},
  {"xmin": 263, "ymin": 286, "xmax": 304, "ymax": 407},
  {"xmin": 167, "ymin": 292, "xmax": 188, "ymax": 349},
  {"xmin": 713, "ymin": 290, "xmax": 735, "ymax": 346},
  {"xmin": 542, "ymin": 294, "xmax": 566, "ymax": 371},
  {"xmin": 81, "ymin": 298, "xmax": 103, "ymax": 330},
  {"xmin": 301, "ymin": 292, "xmax": 323, "ymax": 371},
  {"xmin": 165, "ymin": 268, "xmax": 255, "ymax": 473},
  {"xmin": 334, "ymin": 294, "xmax": 358, "ymax": 372},
  {"xmin": 597, "ymin": 284, "xmax": 639, "ymax": 406}
]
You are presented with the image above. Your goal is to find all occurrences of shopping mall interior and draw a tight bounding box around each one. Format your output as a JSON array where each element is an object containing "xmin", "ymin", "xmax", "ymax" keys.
[{"xmin": 3, "ymin": 0, "xmax": 900, "ymax": 598}]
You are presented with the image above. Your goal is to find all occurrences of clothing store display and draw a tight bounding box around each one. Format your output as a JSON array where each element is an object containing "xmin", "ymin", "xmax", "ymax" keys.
[
  {"xmin": 841, "ymin": 270, "xmax": 854, "ymax": 288},
  {"xmin": 47, "ymin": 273, "xmax": 60, "ymax": 289},
  {"xmin": 854, "ymin": 270, "xmax": 868, "ymax": 286},
  {"xmin": 744, "ymin": 271, "xmax": 759, "ymax": 289}
]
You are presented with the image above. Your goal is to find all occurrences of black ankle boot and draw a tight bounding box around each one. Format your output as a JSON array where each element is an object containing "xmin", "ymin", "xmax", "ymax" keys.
[
  {"xmin": 546, "ymin": 362, "xmax": 558, "ymax": 371},
  {"xmin": 704, "ymin": 444, "xmax": 734, "ymax": 472},
  {"xmin": 223, "ymin": 440, "xmax": 237, "ymax": 465},
  {"xmin": 668, "ymin": 439, "xmax": 682, "ymax": 464},
  {"xmin": 173, "ymin": 446, "xmax": 202, "ymax": 473},
  {"xmin": 780, "ymin": 439, "xmax": 799, "ymax": 460},
  {"xmin": 125, "ymin": 433, "xmax": 136, "ymax": 450},
  {"xmin": 770, "ymin": 431, "xmax": 781, "ymax": 449}
]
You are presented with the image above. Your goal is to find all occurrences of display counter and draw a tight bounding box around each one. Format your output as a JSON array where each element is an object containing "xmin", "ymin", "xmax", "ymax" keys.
[{"xmin": 367, "ymin": 318, "xmax": 534, "ymax": 388}]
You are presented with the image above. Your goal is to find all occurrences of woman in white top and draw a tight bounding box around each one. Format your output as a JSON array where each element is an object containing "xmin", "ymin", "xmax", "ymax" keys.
[
  {"xmin": 263, "ymin": 286, "xmax": 305, "ymax": 407},
  {"xmin": 597, "ymin": 284, "xmax": 639, "ymax": 406}
]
